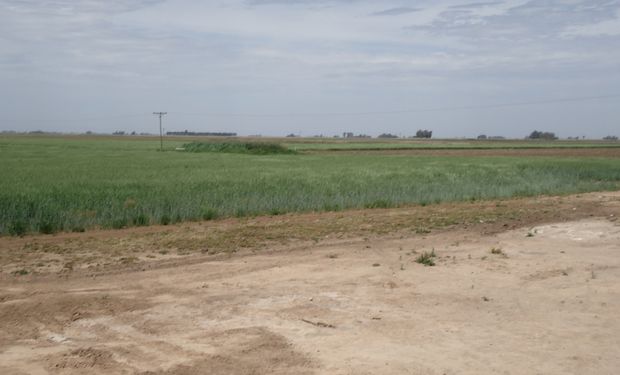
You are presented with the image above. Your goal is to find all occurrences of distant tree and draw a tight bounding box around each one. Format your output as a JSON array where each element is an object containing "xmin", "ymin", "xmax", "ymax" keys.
[
  {"xmin": 415, "ymin": 129, "xmax": 433, "ymax": 139},
  {"xmin": 603, "ymin": 135, "xmax": 618, "ymax": 141},
  {"xmin": 113, "ymin": 131, "xmax": 126, "ymax": 136},
  {"xmin": 286, "ymin": 133, "xmax": 297, "ymax": 138},
  {"xmin": 378, "ymin": 133, "xmax": 398, "ymax": 138},
  {"xmin": 528, "ymin": 130, "xmax": 557, "ymax": 140},
  {"xmin": 477, "ymin": 134, "xmax": 487, "ymax": 140}
]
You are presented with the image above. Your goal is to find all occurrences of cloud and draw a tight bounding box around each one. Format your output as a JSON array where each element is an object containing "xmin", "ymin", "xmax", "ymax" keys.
[
  {"xmin": 1, "ymin": 0, "xmax": 619, "ymax": 137},
  {"xmin": 370, "ymin": 7, "xmax": 422, "ymax": 16}
]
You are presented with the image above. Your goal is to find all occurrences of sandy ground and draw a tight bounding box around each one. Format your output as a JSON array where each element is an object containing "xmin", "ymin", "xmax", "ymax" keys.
[{"xmin": 1, "ymin": 193, "xmax": 620, "ymax": 374}]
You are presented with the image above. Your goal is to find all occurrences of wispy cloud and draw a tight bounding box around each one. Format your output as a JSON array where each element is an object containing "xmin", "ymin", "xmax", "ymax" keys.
[{"xmin": 370, "ymin": 7, "xmax": 422, "ymax": 16}]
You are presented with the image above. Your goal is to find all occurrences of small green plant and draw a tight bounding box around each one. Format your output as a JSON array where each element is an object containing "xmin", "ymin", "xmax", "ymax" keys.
[
  {"xmin": 12, "ymin": 269, "xmax": 29, "ymax": 276},
  {"xmin": 415, "ymin": 227, "xmax": 431, "ymax": 234},
  {"xmin": 416, "ymin": 249, "xmax": 437, "ymax": 266}
]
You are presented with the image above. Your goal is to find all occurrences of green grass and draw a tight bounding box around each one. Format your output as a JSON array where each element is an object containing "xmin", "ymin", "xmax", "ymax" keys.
[{"xmin": 1, "ymin": 135, "xmax": 620, "ymax": 235}]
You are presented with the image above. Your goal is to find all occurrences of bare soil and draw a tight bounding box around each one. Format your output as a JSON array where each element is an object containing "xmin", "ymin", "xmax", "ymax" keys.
[
  {"xmin": 311, "ymin": 147, "xmax": 620, "ymax": 157},
  {"xmin": 1, "ymin": 191, "xmax": 619, "ymax": 374}
]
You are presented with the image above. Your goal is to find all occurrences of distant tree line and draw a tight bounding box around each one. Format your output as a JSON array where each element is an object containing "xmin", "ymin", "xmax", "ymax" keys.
[
  {"xmin": 342, "ymin": 132, "xmax": 371, "ymax": 138},
  {"xmin": 527, "ymin": 130, "xmax": 558, "ymax": 140},
  {"xmin": 378, "ymin": 133, "xmax": 399, "ymax": 138},
  {"xmin": 415, "ymin": 129, "xmax": 433, "ymax": 138}
]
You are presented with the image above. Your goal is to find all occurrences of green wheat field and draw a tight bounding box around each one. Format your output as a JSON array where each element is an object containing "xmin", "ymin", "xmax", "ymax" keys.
[{"xmin": 1, "ymin": 135, "xmax": 619, "ymax": 236}]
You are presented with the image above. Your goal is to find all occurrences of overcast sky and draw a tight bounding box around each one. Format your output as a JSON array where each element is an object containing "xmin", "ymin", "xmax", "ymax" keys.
[{"xmin": 1, "ymin": 0, "xmax": 619, "ymax": 138}]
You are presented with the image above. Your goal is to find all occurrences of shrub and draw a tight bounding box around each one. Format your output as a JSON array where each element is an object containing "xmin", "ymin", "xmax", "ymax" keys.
[{"xmin": 183, "ymin": 142, "xmax": 296, "ymax": 155}]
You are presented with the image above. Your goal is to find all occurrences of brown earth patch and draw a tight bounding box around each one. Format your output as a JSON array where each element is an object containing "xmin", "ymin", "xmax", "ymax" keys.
[{"xmin": 309, "ymin": 147, "xmax": 620, "ymax": 157}]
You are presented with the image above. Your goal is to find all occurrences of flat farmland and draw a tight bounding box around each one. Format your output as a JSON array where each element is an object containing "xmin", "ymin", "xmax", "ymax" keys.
[
  {"xmin": 2, "ymin": 135, "xmax": 620, "ymax": 374},
  {"xmin": 1, "ymin": 135, "xmax": 620, "ymax": 236}
]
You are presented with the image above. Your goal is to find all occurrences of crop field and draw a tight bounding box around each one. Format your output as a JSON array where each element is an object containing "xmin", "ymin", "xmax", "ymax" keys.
[{"xmin": 1, "ymin": 134, "xmax": 620, "ymax": 236}]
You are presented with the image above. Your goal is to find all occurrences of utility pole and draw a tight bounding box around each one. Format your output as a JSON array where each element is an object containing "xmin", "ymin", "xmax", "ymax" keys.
[{"xmin": 153, "ymin": 112, "xmax": 167, "ymax": 151}]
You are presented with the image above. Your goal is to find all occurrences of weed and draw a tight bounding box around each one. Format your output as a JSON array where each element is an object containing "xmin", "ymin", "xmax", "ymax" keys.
[
  {"xmin": 12, "ymin": 269, "xmax": 29, "ymax": 276},
  {"xmin": 416, "ymin": 249, "xmax": 437, "ymax": 266}
]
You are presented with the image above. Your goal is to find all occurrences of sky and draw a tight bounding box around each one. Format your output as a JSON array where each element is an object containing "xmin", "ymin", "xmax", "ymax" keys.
[{"xmin": 1, "ymin": 0, "xmax": 620, "ymax": 138}]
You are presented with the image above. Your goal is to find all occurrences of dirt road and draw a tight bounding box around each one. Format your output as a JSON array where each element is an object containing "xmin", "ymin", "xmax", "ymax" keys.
[{"xmin": 1, "ymin": 193, "xmax": 620, "ymax": 374}]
